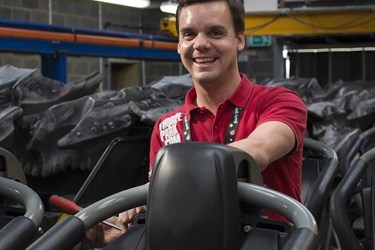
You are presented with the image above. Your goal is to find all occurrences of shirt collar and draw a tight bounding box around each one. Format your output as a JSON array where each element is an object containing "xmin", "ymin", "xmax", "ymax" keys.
[
  {"xmin": 184, "ymin": 73, "xmax": 253, "ymax": 118},
  {"xmin": 228, "ymin": 73, "xmax": 253, "ymax": 108}
]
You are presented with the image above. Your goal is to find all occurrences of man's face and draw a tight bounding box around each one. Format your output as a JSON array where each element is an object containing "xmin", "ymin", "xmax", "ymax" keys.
[{"xmin": 177, "ymin": 1, "xmax": 245, "ymax": 85}]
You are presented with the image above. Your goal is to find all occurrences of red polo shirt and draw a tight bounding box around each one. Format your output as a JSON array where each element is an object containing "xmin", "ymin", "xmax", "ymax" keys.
[{"xmin": 149, "ymin": 74, "xmax": 307, "ymax": 216}]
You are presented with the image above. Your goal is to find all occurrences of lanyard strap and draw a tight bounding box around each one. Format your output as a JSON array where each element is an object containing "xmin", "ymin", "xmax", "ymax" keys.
[{"xmin": 183, "ymin": 106, "xmax": 243, "ymax": 144}]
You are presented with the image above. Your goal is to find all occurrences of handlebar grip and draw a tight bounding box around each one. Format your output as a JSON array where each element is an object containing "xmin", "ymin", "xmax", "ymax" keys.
[{"xmin": 49, "ymin": 195, "xmax": 82, "ymax": 215}]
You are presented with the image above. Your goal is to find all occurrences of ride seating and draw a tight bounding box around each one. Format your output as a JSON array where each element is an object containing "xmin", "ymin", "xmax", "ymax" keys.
[
  {"xmin": 301, "ymin": 138, "xmax": 339, "ymax": 249},
  {"xmin": 0, "ymin": 176, "xmax": 44, "ymax": 249},
  {"xmin": 145, "ymin": 143, "xmax": 319, "ymax": 250},
  {"xmin": 330, "ymin": 133, "xmax": 375, "ymax": 250},
  {"xmin": 0, "ymin": 146, "xmax": 29, "ymax": 228},
  {"xmin": 28, "ymin": 142, "xmax": 319, "ymax": 250}
]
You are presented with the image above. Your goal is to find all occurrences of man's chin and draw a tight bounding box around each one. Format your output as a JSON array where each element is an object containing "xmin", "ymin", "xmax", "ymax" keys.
[{"xmin": 192, "ymin": 72, "xmax": 219, "ymax": 84}]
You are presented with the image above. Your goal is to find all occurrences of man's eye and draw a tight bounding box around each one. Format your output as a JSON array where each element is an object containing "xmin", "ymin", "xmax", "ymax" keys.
[
  {"xmin": 183, "ymin": 32, "xmax": 195, "ymax": 39},
  {"xmin": 210, "ymin": 30, "xmax": 223, "ymax": 38}
]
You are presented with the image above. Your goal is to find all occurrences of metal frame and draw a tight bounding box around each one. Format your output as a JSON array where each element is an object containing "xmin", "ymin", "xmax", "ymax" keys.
[{"xmin": 0, "ymin": 19, "xmax": 179, "ymax": 83}]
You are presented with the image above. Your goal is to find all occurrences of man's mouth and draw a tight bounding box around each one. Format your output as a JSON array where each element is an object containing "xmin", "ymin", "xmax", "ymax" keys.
[{"xmin": 193, "ymin": 57, "xmax": 216, "ymax": 64}]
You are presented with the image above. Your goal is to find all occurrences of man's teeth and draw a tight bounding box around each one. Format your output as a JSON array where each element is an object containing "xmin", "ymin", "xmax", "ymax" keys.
[{"xmin": 195, "ymin": 58, "xmax": 215, "ymax": 63}]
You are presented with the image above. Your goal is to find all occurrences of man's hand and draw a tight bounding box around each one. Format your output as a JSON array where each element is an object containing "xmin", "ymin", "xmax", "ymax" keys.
[{"xmin": 85, "ymin": 206, "xmax": 146, "ymax": 248}]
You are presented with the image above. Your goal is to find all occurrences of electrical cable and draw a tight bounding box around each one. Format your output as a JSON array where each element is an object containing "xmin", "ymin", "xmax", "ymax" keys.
[
  {"xmin": 287, "ymin": 11, "xmax": 375, "ymax": 30},
  {"xmin": 244, "ymin": 10, "xmax": 374, "ymax": 34},
  {"xmin": 245, "ymin": 14, "xmax": 282, "ymax": 34}
]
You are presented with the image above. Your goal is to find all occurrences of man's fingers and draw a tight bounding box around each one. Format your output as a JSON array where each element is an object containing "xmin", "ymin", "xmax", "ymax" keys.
[
  {"xmin": 95, "ymin": 223, "xmax": 105, "ymax": 245},
  {"xmin": 136, "ymin": 205, "xmax": 146, "ymax": 214},
  {"xmin": 118, "ymin": 210, "xmax": 131, "ymax": 224}
]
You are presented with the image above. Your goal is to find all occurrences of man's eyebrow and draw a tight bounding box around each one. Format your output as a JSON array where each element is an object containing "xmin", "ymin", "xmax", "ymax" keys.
[
  {"xmin": 180, "ymin": 24, "xmax": 226, "ymax": 33},
  {"xmin": 179, "ymin": 27, "xmax": 194, "ymax": 34},
  {"xmin": 208, "ymin": 25, "xmax": 226, "ymax": 30},
  {"xmin": 180, "ymin": 27, "xmax": 192, "ymax": 31}
]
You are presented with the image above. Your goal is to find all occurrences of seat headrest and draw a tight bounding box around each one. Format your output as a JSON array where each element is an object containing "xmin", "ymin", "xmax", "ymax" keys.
[{"xmin": 146, "ymin": 142, "xmax": 260, "ymax": 250}]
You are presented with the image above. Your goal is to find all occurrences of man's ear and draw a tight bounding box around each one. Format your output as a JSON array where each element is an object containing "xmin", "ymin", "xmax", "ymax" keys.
[
  {"xmin": 237, "ymin": 33, "xmax": 246, "ymax": 52},
  {"xmin": 177, "ymin": 41, "xmax": 181, "ymax": 54}
]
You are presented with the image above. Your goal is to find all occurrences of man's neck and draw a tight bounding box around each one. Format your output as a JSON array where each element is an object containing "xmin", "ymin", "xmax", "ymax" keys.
[{"xmin": 194, "ymin": 74, "xmax": 242, "ymax": 114}]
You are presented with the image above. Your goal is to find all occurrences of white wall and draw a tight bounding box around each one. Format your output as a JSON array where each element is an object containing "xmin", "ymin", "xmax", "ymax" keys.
[{"xmin": 244, "ymin": 0, "xmax": 278, "ymax": 12}]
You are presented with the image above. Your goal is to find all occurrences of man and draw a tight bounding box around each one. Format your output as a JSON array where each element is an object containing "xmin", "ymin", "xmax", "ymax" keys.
[
  {"xmin": 87, "ymin": 0, "xmax": 307, "ymax": 246},
  {"xmin": 150, "ymin": 0, "xmax": 307, "ymax": 207}
]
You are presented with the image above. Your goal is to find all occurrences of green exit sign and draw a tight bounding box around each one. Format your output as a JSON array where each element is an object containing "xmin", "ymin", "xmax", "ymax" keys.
[{"xmin": 246, "ymin": 35, "xmax": 272, "ymax": 47}]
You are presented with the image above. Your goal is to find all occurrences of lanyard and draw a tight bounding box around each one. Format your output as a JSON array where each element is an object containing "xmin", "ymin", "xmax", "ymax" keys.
[{"xmin": 183, "ymin": 106, "xmax": 243, "ymax": 144}]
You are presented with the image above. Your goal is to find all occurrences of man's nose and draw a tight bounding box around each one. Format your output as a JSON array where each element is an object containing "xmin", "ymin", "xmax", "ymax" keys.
[{"xmin": 193, "ymin": 33, "xmax": 210, "ymax": 50}]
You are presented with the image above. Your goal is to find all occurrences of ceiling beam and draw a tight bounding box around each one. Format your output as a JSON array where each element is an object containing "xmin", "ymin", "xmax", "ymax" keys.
[{"xmin": 245, "ymin": 6, "xmax": 375, "ymax": 36}]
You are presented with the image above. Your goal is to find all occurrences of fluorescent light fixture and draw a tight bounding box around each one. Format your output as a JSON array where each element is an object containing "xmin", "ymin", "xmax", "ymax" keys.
[
  {"xmin": 93, "ymin": 0, "xmax": 150, "ymax": 8},
  {"xmin": 160, "ymin": 1, "xmax": 178, "ymax": 14}
]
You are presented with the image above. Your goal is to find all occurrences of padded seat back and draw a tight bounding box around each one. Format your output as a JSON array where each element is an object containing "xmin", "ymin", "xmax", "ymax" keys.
[
  {"xmin": 301, "ymin": 138, "xmax": 339, "ymax": 219},
  {"xmin": 240, "ymin": 227, "xmax": 285, "ymax": 250},
  {"xmin": 330, "ymin": 147, "xmax": 375, "ymax": 250},
  {"xmin": 301, "ymin": 138, "xmax": 339, "ymax": 249},
  {"xmin": 146, "ymin": 142, "xmax": 254, "ymax": 250}
]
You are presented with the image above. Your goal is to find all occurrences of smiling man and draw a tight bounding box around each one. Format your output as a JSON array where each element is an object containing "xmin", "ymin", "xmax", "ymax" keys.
[
  {"xmin": 149, "ymin": 0, "xmax": 307, "ymax": 220},
  {"xmin": 86, "ymin": 0, "xmax": 308, "ymax": 246}
]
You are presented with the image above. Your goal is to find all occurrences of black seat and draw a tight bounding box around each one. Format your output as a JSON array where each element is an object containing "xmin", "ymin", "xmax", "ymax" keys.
[
  {"xmin": 0, "ymin": 176, "xmax": 44, "ymax": 249},
  {"xmin": 146, "ymin": 142, "xmax": 251, "ymax": 250},
  {"xmin": 27, "ymin": 142, "xmax": 262, "ymax": 249},
  {"xmin": 343, "ymin": 126, "xmax": 375, "ymax": 175},
  {"xmin": 338, "ymin": 125, "xmax": 375, "ymax": 246},
  {"xmin": 108, "ymin": 143, "xmax": 319, "ymax": 250},
  {"xmin": 0, "ymin": 146, "xmax": 29, "ymax": 227},
  {"xmin": 109, "ymin": 142, "xmax": 262, "ymax": 250},
  {"xmin": 301, "ymin": 138, "xmax": 339, "ymax": 249},
  {"xmin": 302, "ymin": 138, "xmax": 339, "ymax": 218},
  {"xmin": 330, "ymin": 147, "xmax": 375, "ymax": 250},
  {"xmin": 28, "ymin": 143, "xmax": 318, "ymax": 250}
]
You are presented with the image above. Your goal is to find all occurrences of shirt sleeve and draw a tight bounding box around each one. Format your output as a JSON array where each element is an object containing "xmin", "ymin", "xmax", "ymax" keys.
[{"xmin": 257, "ymin": 87, "xmax": 307, "ymax": 151}]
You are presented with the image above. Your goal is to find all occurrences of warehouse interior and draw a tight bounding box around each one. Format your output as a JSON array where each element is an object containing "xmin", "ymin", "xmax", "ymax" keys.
[{"xmin": 0, "ymin": 0, "xmax": 374, "ymax": 249}]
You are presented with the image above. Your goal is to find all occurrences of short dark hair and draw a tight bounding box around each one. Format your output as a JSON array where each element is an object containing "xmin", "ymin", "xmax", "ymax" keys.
[{"xmin": 176, "ymin": 0, "xmax": 245, "ymax": 35}]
